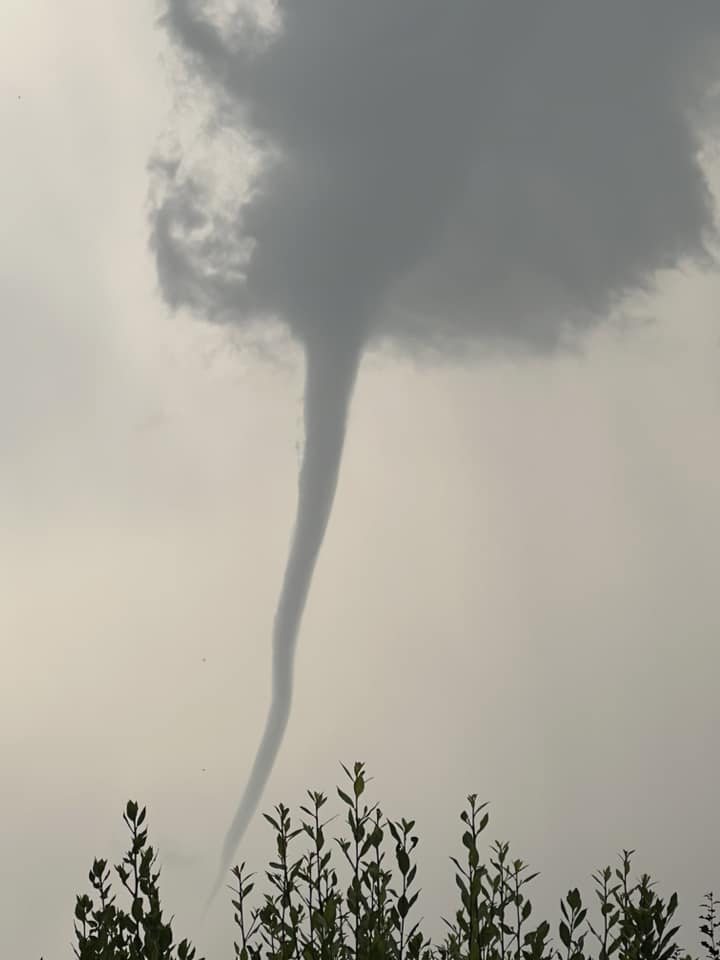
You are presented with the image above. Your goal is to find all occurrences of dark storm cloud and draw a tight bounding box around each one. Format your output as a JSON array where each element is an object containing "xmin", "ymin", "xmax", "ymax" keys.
[
  {"xmin": 149, "ymin": 0, "xmax": 720, "ymax": 903},
  {"xmin": 152, "ymin": 0, "xmax": 719, "ymax": 352}
]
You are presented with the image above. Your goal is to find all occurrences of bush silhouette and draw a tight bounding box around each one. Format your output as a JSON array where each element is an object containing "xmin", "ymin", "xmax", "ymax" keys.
[
  {"xmin": 70, "ymin": 800, "xmax": 198, "ymax": 960},
  {"xmin": 67, "ymin": 763, "xmax": 719, "ymax": 960}
]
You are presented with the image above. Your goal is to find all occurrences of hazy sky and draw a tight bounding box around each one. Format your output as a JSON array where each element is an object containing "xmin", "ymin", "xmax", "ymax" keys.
[{"xmin": 2, "ymin": 3, "xmax": 720, "ymax": 958}]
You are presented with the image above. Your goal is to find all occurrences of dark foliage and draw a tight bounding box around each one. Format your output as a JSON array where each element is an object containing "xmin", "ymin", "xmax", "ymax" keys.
[{"xmin": 64, "ymin": 764, "xmax": 716, "ymax": 960}]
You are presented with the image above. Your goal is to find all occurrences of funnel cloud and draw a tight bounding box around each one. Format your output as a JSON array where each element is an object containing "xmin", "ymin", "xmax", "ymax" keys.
[{"xmin": 149, "ymin": 0, "xmax": 720, "ymax": 900}]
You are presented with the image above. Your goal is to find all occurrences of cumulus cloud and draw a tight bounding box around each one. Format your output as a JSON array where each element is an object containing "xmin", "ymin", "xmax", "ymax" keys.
[{"xmin": 152, "ymin": 0, "xmax": 719, "ymax": 353}]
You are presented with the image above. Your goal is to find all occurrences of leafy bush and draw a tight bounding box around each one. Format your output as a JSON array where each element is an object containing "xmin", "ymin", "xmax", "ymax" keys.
[
  {"xmin": 67, "ymin": 763, "xmax": 719, "ymax": 960},
  {"xmin": 71, "ymin": 800, "xmax": 198, "ymax": 960}
]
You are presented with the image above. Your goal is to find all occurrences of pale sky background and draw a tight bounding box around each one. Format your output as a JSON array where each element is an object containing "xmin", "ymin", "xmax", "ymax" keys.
[{"xmin": 2, "ymin": 3, "xmax": 720, "ymax": 958}]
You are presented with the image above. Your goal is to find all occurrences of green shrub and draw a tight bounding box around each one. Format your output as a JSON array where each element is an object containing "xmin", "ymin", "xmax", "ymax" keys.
[
  {"xmin": 67, "ymin": 763, "xmax": 719, "ymax": 960},
  {"xmin": 71, "ymin": 800, "xmax": 198, "ymax": 960}
]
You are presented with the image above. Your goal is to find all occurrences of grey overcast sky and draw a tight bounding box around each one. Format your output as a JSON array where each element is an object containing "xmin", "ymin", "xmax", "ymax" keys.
[{"xmin": 2, "ymin": 3, "xmax": 720, "ymax": 957}]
